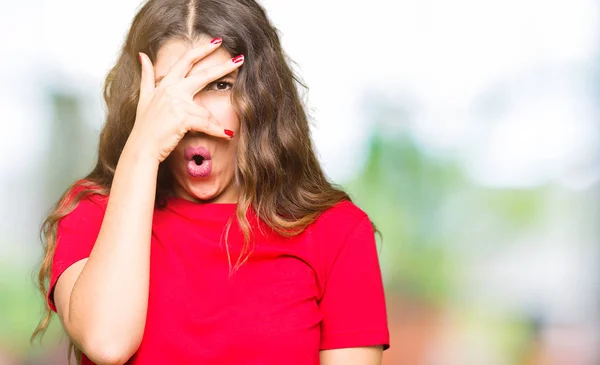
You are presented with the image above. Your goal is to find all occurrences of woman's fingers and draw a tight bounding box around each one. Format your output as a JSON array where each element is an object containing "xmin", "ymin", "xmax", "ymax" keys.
[
  {"xmin": 179, "ymin": 101, "xmax": 233, "ymax": 140},
  {"xmin": 179, "ymin": 54, "xmax": 244, "ymax": 96},
  {"xmin": 185, "ymin": 115, "xmax": 233, "ymax": 140},
  {"xmin": 159, "ymin": 38, "xmax": 223, "ymax": 87},
  {"xmin": 138, "ymin": 52, "xmax": 155, "ymax": 104}
]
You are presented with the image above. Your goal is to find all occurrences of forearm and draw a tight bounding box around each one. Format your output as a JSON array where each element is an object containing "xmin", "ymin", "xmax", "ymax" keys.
[
  {"xmin": 320, "ymin": 347, "xmax": 383, "ymax": 365},
  {"xmin": 68, "ymin": 140, "xmax": 158, "ymax": 359}
]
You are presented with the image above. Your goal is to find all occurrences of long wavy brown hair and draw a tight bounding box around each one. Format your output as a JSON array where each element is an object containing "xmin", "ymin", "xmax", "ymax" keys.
[{"xmin": 31, "ymin": 0, "xmax": 357, "ymax": 362}]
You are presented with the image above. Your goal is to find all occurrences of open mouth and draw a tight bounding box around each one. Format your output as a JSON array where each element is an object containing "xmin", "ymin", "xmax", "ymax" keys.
[
  {"xmin": 192, "ymin": 155, "xmax": 205, "ymax": 165},
  {"xmin": 184, "ymin": 146, "xmax": 212, "ymax": 178}
]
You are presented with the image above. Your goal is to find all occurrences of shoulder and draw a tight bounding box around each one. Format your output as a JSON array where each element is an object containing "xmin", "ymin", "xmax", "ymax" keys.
[
  {"xmin": 309, "ymin": 200, "xmax": 380, "ymax": 295},
  {"xmin": 68, "ymin": 180, "xmax": 107, "ymax": 204},
  {"xmin": 59, "ymin": 180, "xmax": 108, "ymax": 222},
  {"xmin": 316, "ymin": 199, "xmax": 370, "ymax": 228},
  {"xmin": 310, "ymin": 200, "xmax": 372, "ymax": 242}
]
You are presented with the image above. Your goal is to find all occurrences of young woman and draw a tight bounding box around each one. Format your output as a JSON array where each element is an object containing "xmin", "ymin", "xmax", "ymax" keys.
[{"xmin": 32, "ymin": 0, "xmax": 390, "ymax": 364}]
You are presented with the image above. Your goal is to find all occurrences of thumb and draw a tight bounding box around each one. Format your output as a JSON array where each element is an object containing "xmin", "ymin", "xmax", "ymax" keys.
[{"xmin": 138, "ymin": 52, "xmax": 155, "ymax": 102}]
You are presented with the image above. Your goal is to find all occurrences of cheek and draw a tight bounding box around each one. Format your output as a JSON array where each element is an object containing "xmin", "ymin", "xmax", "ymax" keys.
[
  {"xmin": 221, "ymin": 141, "xmax": 239, "ymax": 175},
  {"xmin": 193, "ymin": 94, "xmax": 240, "ymax": 130}
]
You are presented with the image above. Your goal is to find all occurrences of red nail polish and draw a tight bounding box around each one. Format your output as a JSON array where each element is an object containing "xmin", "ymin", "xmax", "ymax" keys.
[
  {"xmin": 224, "ymin": 129, "xmax": 234, "ymax": 137},
  {"xmin": 232, "ymin": 55, "xmax": 244, "ymax": 64},
  {"xmin": 210, "ymin": 37, "xmax": 222, "ymax": 45}
]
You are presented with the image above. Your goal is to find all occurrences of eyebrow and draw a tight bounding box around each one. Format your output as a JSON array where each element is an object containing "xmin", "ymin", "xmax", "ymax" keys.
[{"xmin": 155, "ymin": 70, "xmax": 238, "ymax": 85}]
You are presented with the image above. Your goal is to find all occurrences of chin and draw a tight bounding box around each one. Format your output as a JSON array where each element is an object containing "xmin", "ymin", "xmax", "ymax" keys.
[
  {"xmin": 169, "ymin": 159, "xmax": 236, "ymax": 203},
  {"xmin": 184, "ymin": 181, "xmax": 222, "ymax": 202}
]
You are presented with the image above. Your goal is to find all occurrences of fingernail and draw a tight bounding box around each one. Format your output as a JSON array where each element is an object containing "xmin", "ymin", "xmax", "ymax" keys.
[
  {"xmin": 138, "ymin": 52, "xmax": 142, "ymax": 64},
  {"xmin": 224, "ymin": 129, "xmax": 234, "ymax": 137},
  {"xmin": 211, "ymin": 37, "xmax": 222, "ymax": 45},
  {"xmin": 232, "ymin": 55, "xmax": 244, "ymax": 64}
]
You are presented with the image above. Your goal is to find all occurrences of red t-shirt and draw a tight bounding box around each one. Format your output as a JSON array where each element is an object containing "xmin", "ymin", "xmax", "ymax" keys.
[{"xmin": 48, "ymin": 186, "xmax": 390, "ymax": 364}]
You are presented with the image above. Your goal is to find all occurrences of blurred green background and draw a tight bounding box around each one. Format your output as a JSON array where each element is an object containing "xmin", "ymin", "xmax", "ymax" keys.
[{"xmin": 1, "ymin": 0, "xmax": 599, "ymax": 364}]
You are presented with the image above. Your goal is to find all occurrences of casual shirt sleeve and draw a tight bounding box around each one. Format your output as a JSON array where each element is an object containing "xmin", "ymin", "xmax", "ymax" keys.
[
  {"xmin": 47, "ymin": 187, "xmax": 106, "ymax": 312},
  {"xmin": 319, "ymin": 214, "xmax": 390, "ymax": 351}
]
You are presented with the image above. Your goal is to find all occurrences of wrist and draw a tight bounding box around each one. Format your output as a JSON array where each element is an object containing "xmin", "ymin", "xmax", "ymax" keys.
[{"xmin": 121, "ymin": 137, "xmax": 160, "ymax": 167}]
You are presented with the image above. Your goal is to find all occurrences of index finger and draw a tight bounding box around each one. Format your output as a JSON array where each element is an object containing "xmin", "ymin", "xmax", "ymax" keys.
[
  {"xmin": 179, "ymin": 54, "xmax": 244, "ymax": 95},
  {"xmin": 160, "ymin": 38, "xmax": 223, "ymax": 87}
]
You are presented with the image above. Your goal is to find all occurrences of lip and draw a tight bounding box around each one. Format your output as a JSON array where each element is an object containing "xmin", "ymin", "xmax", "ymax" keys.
[
  {"xmin": 184, "ymin": 146, "xmax": 212, "ymax": 161},
  {"xmin": 183, "ymin": 145, "xmax": 213, "ymax": 178}
]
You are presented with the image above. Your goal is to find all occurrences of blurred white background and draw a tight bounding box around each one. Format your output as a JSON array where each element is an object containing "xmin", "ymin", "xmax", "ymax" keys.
[{"xmin": 1, "ymin": 0, "xmax": 599, "ymax": 364}]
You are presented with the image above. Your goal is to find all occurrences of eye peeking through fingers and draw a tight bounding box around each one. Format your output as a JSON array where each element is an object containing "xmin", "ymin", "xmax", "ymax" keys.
[{"xmin": 206, "ymin": 80, "xmax": 234, "ymax": 92}]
